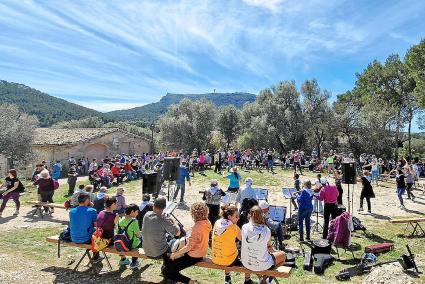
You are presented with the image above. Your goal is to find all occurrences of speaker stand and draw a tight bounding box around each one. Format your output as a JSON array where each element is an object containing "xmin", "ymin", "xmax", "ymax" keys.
[{"xmin": 164, "ymin": 180, "xmax": 176, "ymax": 202}]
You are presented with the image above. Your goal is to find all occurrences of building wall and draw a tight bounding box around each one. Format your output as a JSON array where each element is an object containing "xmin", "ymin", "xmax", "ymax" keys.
[{"xmin": 28, "ymin": 130, "xmax": 150, "ymax": 177}]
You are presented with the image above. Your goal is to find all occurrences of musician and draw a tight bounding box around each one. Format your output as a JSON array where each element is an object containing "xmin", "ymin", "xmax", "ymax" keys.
[
  {"xmin": 235, "ymin": 177, "xmax": 256, "ymax": 207},
  {"xmin": 203, "ymin": 180, "xmax": 226, "ymax": 226},
  {"xmin": 259, "ymin": 201, "xmax": 285, "ymax": 250},
  {"xmin": 297, "ymin": 180, "xmax": 314, "ymax": 241},
  {"xmin": 315, "ymin": 178, "xmax": 339, "ymax": 239}
]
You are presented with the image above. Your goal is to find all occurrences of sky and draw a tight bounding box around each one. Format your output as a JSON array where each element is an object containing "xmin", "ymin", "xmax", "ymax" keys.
[{"xmin": 0, "ymin": 0, "xmax": 424, "ymax": 124}]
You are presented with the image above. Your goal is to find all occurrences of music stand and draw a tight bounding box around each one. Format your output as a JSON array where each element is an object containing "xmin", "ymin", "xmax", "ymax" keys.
[
  {"xmin": 311, "ymin": 193, "xmax": 323, "ymax": 234},
  {"xmin": 221, "ymin": 192, "xmax": 237, "ymax": 204},
  {"xmin": 254, "ymin": 188, "xmax": 269, "ymax": 201},
  {"xmin": 269, "ymin": 205, "xmax": 286, "ymax": 223},
  {"xmin": 282, "ymin": 188, "xmax": 297, "ymax": 234},
  {"xmin": 164, "ymin": 201, "xmax": 183, "ymax": 227}
]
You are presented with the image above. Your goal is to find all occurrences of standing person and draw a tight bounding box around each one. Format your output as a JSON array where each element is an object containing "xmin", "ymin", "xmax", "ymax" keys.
[
  {"xmin": 297, "ymin": 180, "xmax": 314, "ymax": 241},
  {"xmin": 0, "ymin": 169, "xmax": 23, "ymax": 217},
  {"xmin": 267, "ymin": 150, "xmax": 274, "ymax": 173},
  {"xmin": 203, "ymin": 180, "xmax": 226, "ymax": 227},
  {"xmin": 316, "ymin": 179, "xmax": 339, "ymax": 239},
  {"xmin": 293, "ymin": 150, "xmax": 303, "ymax": 175},
  {"xmin": 292, "ymin": 174, "xmax": 301, "ymax": 210},
  {"xmin": 241, "ymin": 206, "xmax": 285, "ymax": 284},
  {"xmin": 163, "ymin": 202, "xmax": 212, "ymax": 284},
  {"xmin": 52, "ymin": 160, "xmax": 62, "ymax": 181},
  {"xmin": 117, "ymin": 204, "xmax": 142, "ymax": 268},
  {"xmin": 405, "ymin": 165, "xmax": 416, "ymax": 201},
  {"xmin": 334, "ymin": 170, "xmax": 344, "ymax": 205},
  {"xmin": 212, "ymin": 205, "xmax": 247, "ymax": 284},
  {"xmin": 227, "ymin": 151, "xmax": 235, "ymax": 171},
  {"xmin": 214, "ymin": 151, "xmax": 222, "ymax": 174},
  {"xmin": 395, "ymin": 169, "xmax": 407, "ymax": 210},
  {"xmin": 224, "ymin": 167, "xmax": 241, "ymax": 193},
  {"xmin": 173, "ymin": 161, "xmax": 191, "ymax": 204},
  {"xmin": 67, "ymin": 163, "xmax": 78, "ymax": 197},
  {"xmin": 198, "ymin": 151, "xmax": 206, "ymax": 175},
  {"xmin": 358, "ymin": 170, "xmax": 375, "ymax": 213},
  {"xmin": 326, "ymin": 152, "xmax": 335, "ymax": 175},
  {"xmin": 33, "ymin": 169, "xmax": 55, "ymax": 214},
  {"xmin": 313, "ymin": 174, "xmax": 324, "ymax": 213}
]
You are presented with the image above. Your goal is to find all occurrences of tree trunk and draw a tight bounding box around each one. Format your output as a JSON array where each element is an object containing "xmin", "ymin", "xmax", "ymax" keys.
[
  {"xmin": 394, "ymin": 110, "xmax": 401, "ymax": 161},
  {"xmin": 276, "ymin": 134, "xmax": 285, "ymax": 153},
  {"xmin": 408, "ymin": 110, "xmax": 413, "ymax": 162}
]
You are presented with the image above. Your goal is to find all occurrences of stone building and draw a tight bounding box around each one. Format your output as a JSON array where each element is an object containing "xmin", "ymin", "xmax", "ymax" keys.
[{"xmin": 28, "ymin": 128, "xmax": 151, "ymax": 175}]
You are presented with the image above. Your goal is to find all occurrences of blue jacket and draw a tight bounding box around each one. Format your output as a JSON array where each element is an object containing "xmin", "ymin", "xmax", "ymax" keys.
[
  {"xmin": 176, "ymin": 166, "xmax": 190, "ymax": 185},
  {"xmin": 298, "ymin": 188, "xmax": 314, "ymax": 211}
]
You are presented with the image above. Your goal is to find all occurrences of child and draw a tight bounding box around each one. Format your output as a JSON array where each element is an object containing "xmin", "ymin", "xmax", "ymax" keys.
[
  {"xmin": 118, "ymin": 204, "xmax": 142, "ymax": 269},
  {"xmin": 292, "ymin": 174, "xmax": 301, "ymax": 210},
  {"xmin": 115, "ymin": 187, "xmax": 127, "ymax": 215}
]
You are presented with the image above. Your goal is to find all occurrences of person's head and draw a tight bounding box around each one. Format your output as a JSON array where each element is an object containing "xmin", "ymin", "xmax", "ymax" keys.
[
  {"xmin": 78, "ymin": 193, "xmax": 90, "ymax": 206},
  {"xmin": 232, "ymin": 166, "xmax": 238, "ymax": 173},
  {"xmin": 78, "ymin": 184, "xmax": 85, "ymax": 190},
  {"xmin": 245, "ymin": 177, "xmax": 253, "ymax": 187},
  {"xmin": 116, "ymin": 187, "xmax": 125, "ymax": 195},
  {"xmin": 363, "ymin": 170, "xmax": 370, "ymax": 176},
  {"xmin": 36, "ymin": 164, "xmax": 43, "ymax": 170},
  {"xmin": 294, "ymin": 173, "xmax": 299, "ymax": 180},
  {"xmin": 153, "ymin": 196, "xmax": 167, "ymax": 213},
  {"xmin": 56, "ymin": 160, "xmax": 60, "ymax": 164},
  {"xmin": 105, "ymin": 196, "xmax": 117, "ymax": 210},
  {"xmin": 210, "ymin": 179, "xmax": 218, "ymax": 188},
  {"xmin": 99, "ymin": 186, "xmax": 108, "ymax": 193},
  {"xmin": 84, "ymin": 185, "xmax": 94, "ymax": 193},
  {"xmin": 317, "ymin": 173, "xmax": 322, "ymax": 179},
  {"xmin": 8, "ymin": 169, "xmax": 17, "ymax": 179},
  {"xmin": 220, "ymin": 204, "xmax": 239, "ymax": 224},
  {"xmin": 303, "ymin": 180, "xmax": 312, "ymax": 189},
  {"xmin": 191, "ymin": 202, "xmax": 209, "ymax": 222},
  {"xmin": 39, "ymin": 169, "xmax": 50, "ymax": 179},
  {"xmin": 125, "ymin": 203, "xmax": 139, "ymax": 218},
  {"xmin": 142, "ymin": 193, "xmax": 151, "ymax": 202},
  {"xmin": 259, "ymin": 200, "xmax": 270, "ymax": 214},
  {"xmin": 250, "ymin": 206, "xmax": 265, "ymax": 225},
  {"xmin": 93, "ymin": 158, "xmax": 97, "ymax": 162},
  {"xmin": 320, "ymin": 178, "xmax": 328, "ymax": 186}
]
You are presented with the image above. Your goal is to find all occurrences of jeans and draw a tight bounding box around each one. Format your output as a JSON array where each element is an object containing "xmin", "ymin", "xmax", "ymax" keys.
[
  {"xmin": 126, "ymin": 171, "xmax": 137, "ymax": 180},
  {"xmin": 397, "ymin": 187, "xmax": 405, "ymax": 206},
  {"xmin": 163, "ymin": 253, "xmax": 202, "ymax": 283},
  {"xmin": 267, "ymin": 160, "xmax": 274, "ymax": 172},
  {"xmin": 371, "ymin": 170, "xmax": 379, "ymax": 183},
  {"xmin": 323, "ymin": 203, "xmax": 338, "ymax": 239},
  {"xmin": 406, "ymin": 183, "xmax": 415, "ymax": 199},
  {"xmin": 0, "ymin": 190, "xmax": 20, "ymax": 212},
  {"xmin": 298, "ymin": 208, "xmax": 312, "ymax": 240},
  {"xmin": 173, "ymin": 183, "xmax": 186, "ymax": 202},
  {"xmin": 228, "ymin": 161, "xmax": 235, "ymax": 169},
  {"xmin": 360, "ymin": 195, "xmax": 371, "ymax": 211}
]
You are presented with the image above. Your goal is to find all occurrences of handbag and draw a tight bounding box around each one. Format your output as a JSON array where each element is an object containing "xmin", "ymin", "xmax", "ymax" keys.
[{"xmin": 91, "ymin": 221, "xmax": 110, "ymax": 253}]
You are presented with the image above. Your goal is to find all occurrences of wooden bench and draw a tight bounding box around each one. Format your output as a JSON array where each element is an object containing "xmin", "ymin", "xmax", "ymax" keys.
[
  {"xmin": 28, "ymin": 202, "xmax": 67, "ymax": 219},
  {"xmin": 46, "ymin": 236, "xmax": 291, "ymax": 281},
  {"xmin": 390, "ymin": 218, "xmax": 425, "ymax": 237}
]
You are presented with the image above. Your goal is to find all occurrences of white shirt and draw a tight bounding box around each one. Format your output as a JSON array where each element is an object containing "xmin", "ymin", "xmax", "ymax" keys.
[{"xmin": 241, "ymin": 222, "xmax": 274, "ymax": 271}]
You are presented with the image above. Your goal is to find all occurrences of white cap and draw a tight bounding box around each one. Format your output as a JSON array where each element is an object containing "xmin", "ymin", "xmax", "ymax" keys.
[
  {"xmin": 259, "ymin": 200, "xmax": 270, "ymax": 210},
  {"xmin": 320, "ymin": 178, "xmax": 328, "ymax": 185}
]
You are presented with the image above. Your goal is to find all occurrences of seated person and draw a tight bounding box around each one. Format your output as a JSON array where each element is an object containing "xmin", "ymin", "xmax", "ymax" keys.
[
  {"xmin": 259, "ymin": 201, "xmax": 285, "ymax": 250},
  {"xmin": 138, "ymin": 194, "xmax": 153, "ymax": 228},
  {"xmin": 118, "ymin": 204, "xmax": 142, "ymax": 269},
  {"xmin": 115, "ymin": 187, "xmax": 127, "ymax": 215},
  {"xmin": 95, "ymin": 196, "xmax": 119, "ymax": 240},
  {"xmin": 70, "ymin": 184, "xmax": 86, "ymax": 208},
  {"xmin": 241, "ymin": 206, "xmax": 285, "ymax": 283},
  {"xmin": 111, "ymin": 163, "xmax": 124, "ymax": 185},
  {"xmin": 84, "ymin": 185, "xmax": 96, "ymax": 203},
  {"xmin": 69, "ymin": 193, "xmax": 100, "ymax": 262},
  {"xmin": 212, "ymin": 205, "xmax": 249, "ymax": 284},
  {"xmin": 89, "ymin": 170, "xmax": 101, "ymax": 191},
  {"xmin": 124, "ymin": 161, "xmax": 137, "ymax": 181},
  {"xmin": 235, "ymin": 177, "xmax": 257, "ymax": 207},
  {"xmin": 141, "ymin": 196, "xmax": 181, "ymax": 259},
  {"xmin": 93, "ymin": 187, "xmax": 108, "ymax": 213},
  {"xmin": 163, "ymin": 202, "xmax": 211, "ymax": 284}
]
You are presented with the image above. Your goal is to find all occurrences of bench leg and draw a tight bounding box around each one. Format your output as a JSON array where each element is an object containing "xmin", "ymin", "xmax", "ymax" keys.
[
  {"xmin": 272, "ymin": 277, "xmax": 280, "ymax": 284},
  {"xmin": 73, "ymin": 250, "xmax": 90, "ymax": 272},
  {"xmin": 102, "ymin": 251, "xmax": 113, "ymax": 271},
  {"xmin": 410, "ymin": 222, "xmax": 425, "ymax": 237}
]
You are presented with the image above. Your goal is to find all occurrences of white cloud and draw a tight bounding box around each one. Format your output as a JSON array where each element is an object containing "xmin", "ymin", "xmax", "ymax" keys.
[{"xmin": 243, "ymin": 0, "xmax": 284, "ymax": 13}]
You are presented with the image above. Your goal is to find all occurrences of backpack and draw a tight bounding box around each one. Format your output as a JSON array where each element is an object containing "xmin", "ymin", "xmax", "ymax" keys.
[
  {"xmin": 57, "ymin": 227, "xmax": 71, "ymax": 258},
  {"xmin": 91, "ymin": 225, "xmax": 110, "ymax": 253},
  {"xmin": 113, "ymin": 219, "xmax": 135, "ymax": 252},
  {"xmin": 17, "ymin": 180, "xmax": 25, "ymax": 193}
]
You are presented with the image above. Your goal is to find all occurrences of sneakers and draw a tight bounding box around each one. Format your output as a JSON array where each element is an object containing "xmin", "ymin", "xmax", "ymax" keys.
[
  {"xmin": 13, "ymin": 210, "xmax": 19, "ymax": 216},
  {"xmin": 92, "ymin": 256, "xmax": 104, "ymax": 264},
  {"xmin": 367, "ymin": 210, "xmax": 372, "ymax": 214},
  {"xmin": 265, "ymin": 276, "xmax": 274, "ymax": 284},
  {"xmin": 358, "ymin": 207, "xmax": 364, "ymax": 212},
  {"xmin": 399, "ymin": 205, "xmax": 406, "ymax": 210},
  {"xmin": 129, "ymin": 260, "xmax": 141, "ymax": 269},
  {"xmin": 225, "ymin": 274, "xmax": 232, "ymax": 284},
  {"xmin": 244, "ymin": 278, "xmax": 254, "ymax": 284},
  {"xmin": 119, "ymin": 258, "xmax": 131, "ymax": 266}
]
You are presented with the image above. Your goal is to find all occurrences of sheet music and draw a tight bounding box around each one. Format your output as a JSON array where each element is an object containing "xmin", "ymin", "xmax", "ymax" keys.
[
  {"xmin": 269, "ymin": 206, "xmax": 286, "ymax": 222},
  {"xmin": 254, "ymin": 188, "xmax": 268, "ymax": 200},
  {"xmin": 164, "ymin": 202, "xmax": 177, "ymax": 214},
  {"xmin": 221, "ymin": 192, "xmax": 237, "ymax": 204},
  {"xmin": 282, "ymin": 188, "xmax": 297, "ymax": 199}
]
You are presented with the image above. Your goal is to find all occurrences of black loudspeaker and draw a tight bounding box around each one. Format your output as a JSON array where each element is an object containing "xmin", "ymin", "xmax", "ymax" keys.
[
  {"xmin": 342, "ymin": 162, "xmax": 356, "ymax": 184},
  {"xmin": 162, "ymin": 157, "xmax": 180, "ymax": 181},
  {"xmin": 143, "ymin": 172, "xmax": 159, "ymax": 194}
]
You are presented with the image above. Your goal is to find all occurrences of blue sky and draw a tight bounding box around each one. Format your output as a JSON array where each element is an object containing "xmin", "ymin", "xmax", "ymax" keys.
[{"xmin": 0, "ymin": 1, "xmax": 424, "ymax": 123}]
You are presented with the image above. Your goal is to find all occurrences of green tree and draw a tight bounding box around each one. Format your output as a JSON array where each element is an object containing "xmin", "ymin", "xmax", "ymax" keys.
[
  {"xmin": 405, "ymin": 38, "xmax": 425, "ymax": 108},
  {"xmin": 216, "ymin": 105, "xmax": 241, "ymax": 151},
  {"xmin": 0, "ymin": 104, "xmax": 38, "ymax": 167},
  {"xmin": 301, "ymin": 79, "xmax": 334, "ymax": 158},
  {"xmin": 158, "ymin": 99, "xmax": 215, "ymax": 153}
]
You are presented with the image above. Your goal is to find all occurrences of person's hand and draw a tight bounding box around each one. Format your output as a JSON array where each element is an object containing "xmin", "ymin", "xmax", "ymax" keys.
[
  {"xmin": 2, "ymin": 191, "xmax": 8, "ymax": 197},
  {"xmin": 188, "ymin": 181, "xmax": 192, "ymax": 187},
  {"xmin": 170, "ymin": 252, "xmax": 178, "ymax": 260}
]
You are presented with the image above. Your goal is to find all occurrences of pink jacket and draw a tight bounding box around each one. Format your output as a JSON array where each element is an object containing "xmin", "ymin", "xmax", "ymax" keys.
[{"xmin": 318, "ymin": 185, "xmax": 339, "ymax": 204}]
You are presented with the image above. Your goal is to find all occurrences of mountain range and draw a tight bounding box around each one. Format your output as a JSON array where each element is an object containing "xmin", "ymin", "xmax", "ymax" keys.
[{"xmin": 0, "ymin": 80, "xmax": 256, "ymax": 126}]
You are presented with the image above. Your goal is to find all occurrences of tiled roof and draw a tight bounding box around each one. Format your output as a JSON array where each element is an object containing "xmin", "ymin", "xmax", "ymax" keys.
[{"xmin": 33, "ymin": 128, "xmax": 119, "ymax": 145}]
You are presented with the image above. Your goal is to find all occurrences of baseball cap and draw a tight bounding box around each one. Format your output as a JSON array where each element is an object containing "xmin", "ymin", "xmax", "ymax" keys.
[{"xmin": 259, "ymin": 200, "xmax": 270, "ymax": 210}]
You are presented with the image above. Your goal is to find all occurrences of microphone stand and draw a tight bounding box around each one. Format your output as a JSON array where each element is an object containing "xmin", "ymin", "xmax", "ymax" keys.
[{"xmin": 312, "ymin": 195, "xmax": 323, "ymax": 233}]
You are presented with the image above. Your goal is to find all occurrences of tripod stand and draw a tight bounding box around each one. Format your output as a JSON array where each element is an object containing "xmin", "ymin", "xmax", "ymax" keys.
[{"xmin": 311, "ymin": 195, "xmax": 323, "ymax": 234}]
